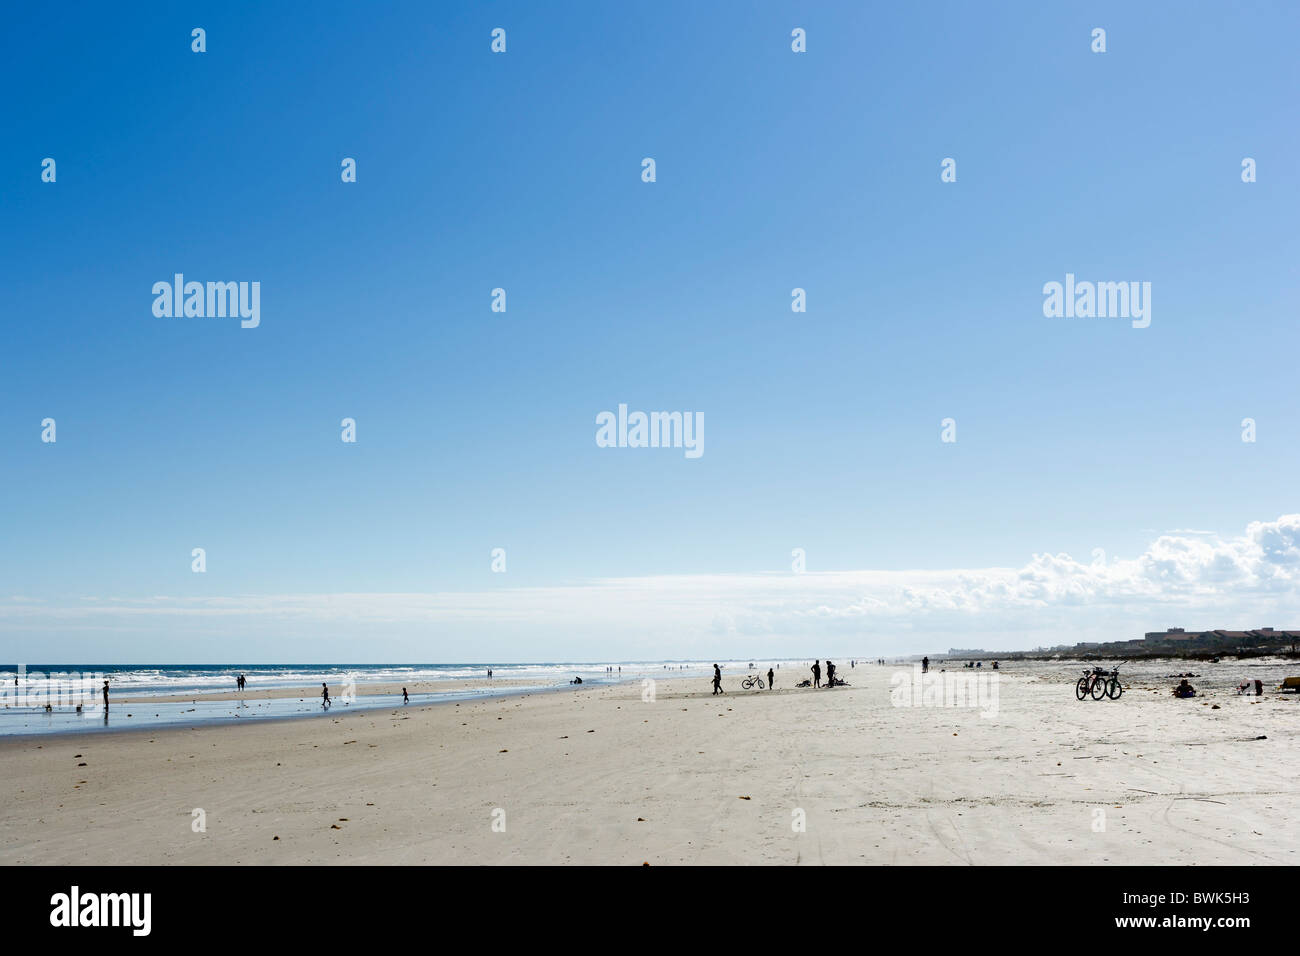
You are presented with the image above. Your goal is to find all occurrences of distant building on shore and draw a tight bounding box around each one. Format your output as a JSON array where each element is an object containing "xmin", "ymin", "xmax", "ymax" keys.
[
  {"xmin": 939, "ymin": 627, "xmax": 1298, "ymax": 661},
  {"xmin": 1143, "ymin": 627, "xmax": 1299, "ymax": 650}
]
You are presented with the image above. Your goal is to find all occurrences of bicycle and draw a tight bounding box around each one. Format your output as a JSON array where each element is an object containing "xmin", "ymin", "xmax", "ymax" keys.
[
  {"xmin": 1103, "ymin": 663, "xmax": 1123, "ymax": 699},
  {"xmin": 1074, "ymin": 663, "xmax": 1123, "ymax": 700},
  {"xmin": 1075, "ymin": 668, "xmax": 1109, "ymax": 700},
  {"xmin": 740, "ymin": 674, "xmax": 765, "ymax": 690}
]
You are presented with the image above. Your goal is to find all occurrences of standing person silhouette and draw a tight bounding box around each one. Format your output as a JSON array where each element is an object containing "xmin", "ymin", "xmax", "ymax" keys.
[
  {"xmin": 711, "ymin": 664, "xmax": 724, "ymax": 695},
  {"xmin": 812, "ymin": 661, "xmax": 821, "ymax": 688},
  {"xmin": 922, "ymin": 656, "xmax": 930, "ymax": 674},
  {"xmin": 322, "ymin": 682, "xmax": 331, "ymax": 708},
  {"xmin": 826, "ymin": 660, "xmax": 836, "ymax": 687},
  {"xmin": 767, "ymin": 667, "xmax": 774, "ymax": 690},
  {"xmin": 102, "ymin": 680, "xmax": 109, "ymax": 712}
]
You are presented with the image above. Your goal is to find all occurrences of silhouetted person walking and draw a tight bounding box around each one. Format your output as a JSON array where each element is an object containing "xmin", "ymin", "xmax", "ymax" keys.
[
  {"xmin": 712, "ymin": 664, "xmax": 724, "ymax": 695},
  {"xmin": 767, "ymin": 667, "xmax": 774, "ymax": 690},
  {"xmin": 322, "ymin": 682, "xmax": 331, "ymax": 708},
  {"xmin": 402, "ymin": 687, "xmax": 409, "ymax": 704}
]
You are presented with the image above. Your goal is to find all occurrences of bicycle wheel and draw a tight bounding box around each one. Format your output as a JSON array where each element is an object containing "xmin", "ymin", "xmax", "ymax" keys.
[
  {"xmin": 1107, "ymin": 678, "xmax": 1123, "ymax": 700},
  {"xmin": 1090, "ymin": 678, "xmax": 1108, "ymax": 700},
  {"xmin": 1075, "ymin": 678, "xmax": 1089, "ymax": 700},
  {"xmin": 756, "ymin": 679, "xmax": 765, "ymax": 689}
]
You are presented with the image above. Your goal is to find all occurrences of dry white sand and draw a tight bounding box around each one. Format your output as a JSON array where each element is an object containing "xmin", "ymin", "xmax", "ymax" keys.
[{"xmin": 1, "ymin": 660, "xmax": 1296, "ymax": 865}]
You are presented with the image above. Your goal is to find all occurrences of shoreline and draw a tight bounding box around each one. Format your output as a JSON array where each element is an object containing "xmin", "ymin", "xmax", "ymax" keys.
[
  {"xmin": 113, "ymin": 677, "xmax": 547, "ymax": 704},
  {"xmin": 0, "ymin": 679, "xmax": 600, "ymax": 743}
]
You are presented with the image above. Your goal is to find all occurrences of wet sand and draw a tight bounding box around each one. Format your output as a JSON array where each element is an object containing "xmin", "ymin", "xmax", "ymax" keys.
[{"xmin": 115, "ymin": 678, "xmax": 538, "ymax": 705}]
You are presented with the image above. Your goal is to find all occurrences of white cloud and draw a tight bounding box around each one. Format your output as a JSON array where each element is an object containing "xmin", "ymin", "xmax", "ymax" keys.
[{"xmin": 5, "ymin": 516, "xmax": 1298, "ymax": 658}]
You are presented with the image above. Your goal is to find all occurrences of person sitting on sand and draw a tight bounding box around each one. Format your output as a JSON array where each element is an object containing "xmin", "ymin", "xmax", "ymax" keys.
[
  {"xmin": 1173, "ymin": 679, "xmax": 1195, "ymax": 699},
  {"xmin": 712, "ymin": 664, "xmax": 724, "ymax": 695}
]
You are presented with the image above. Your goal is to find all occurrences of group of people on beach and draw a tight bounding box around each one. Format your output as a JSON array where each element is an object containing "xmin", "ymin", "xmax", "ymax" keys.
[
  {"xmin": 921, "ymin": 656, "xmax": 997, "ymax": 673},
  {"xmin": 810, "ymin": 660, "xmax": 846, "ymax": 687},
  {"xmin": 710, "ymin": 660, "xmax": 850, "ymax": 694}
]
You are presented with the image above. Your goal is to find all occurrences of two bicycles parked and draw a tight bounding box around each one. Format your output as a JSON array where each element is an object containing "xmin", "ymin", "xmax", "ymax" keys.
[{"xmin": 1075, "ymin": 663, "xmax": 1123, "ymax": 701}]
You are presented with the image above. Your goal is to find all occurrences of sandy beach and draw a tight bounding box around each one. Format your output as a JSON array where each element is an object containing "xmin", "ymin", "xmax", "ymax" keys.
[{"xmin": 1, "ymin": 660, "xmax": 1296, "ymax": 865}]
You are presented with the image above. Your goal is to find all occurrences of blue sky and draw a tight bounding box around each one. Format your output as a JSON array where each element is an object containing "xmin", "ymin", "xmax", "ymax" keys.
[{"xmin": 3, "ymin": 1, "xmax": 1298, "ymax": 661}]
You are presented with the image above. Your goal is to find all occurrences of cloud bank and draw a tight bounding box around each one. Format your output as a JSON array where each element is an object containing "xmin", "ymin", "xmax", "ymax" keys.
[{"xmin": 5, "ymin": 516, "xmax": 1298, "ymax": 660}]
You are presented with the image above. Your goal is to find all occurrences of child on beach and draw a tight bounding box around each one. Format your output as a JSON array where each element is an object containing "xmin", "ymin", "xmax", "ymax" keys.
[
  {"xmin": 402, "ymin": 687, "xmax": 409, "ymax": 704},
  {"xmin": 712, "ymin": 664, "xmax": 723, "ymax": 695}
]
